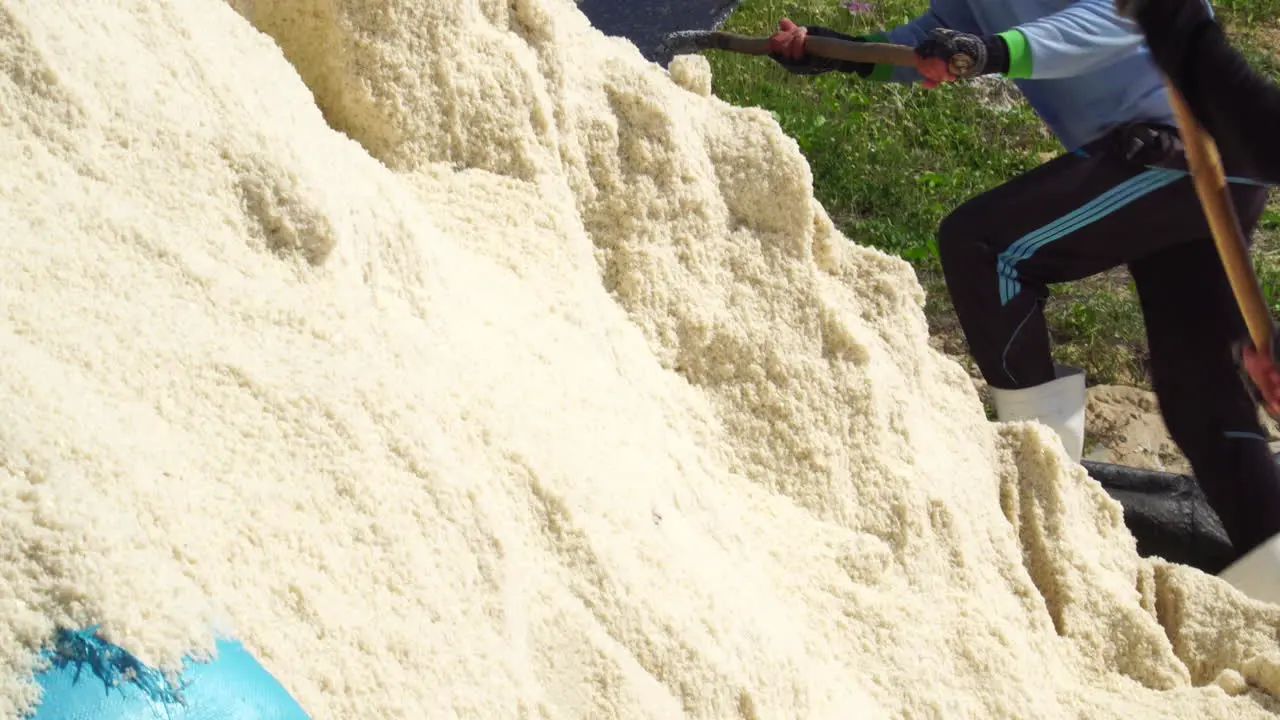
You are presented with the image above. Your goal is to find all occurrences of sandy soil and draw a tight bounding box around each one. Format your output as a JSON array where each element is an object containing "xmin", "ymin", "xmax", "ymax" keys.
[
  {"xmin": 1083, "ymin": 385, "xmax": 1280, "ymax": 473},
  {"xmin": 1083, "ymin": 386, "xmax": 1194, "ymax": 473}
]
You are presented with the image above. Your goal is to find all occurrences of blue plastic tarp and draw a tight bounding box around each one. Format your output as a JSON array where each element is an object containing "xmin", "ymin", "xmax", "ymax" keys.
[{"xmin": 28, "ymin": 627, "xmax": 309, "ymax": 719}]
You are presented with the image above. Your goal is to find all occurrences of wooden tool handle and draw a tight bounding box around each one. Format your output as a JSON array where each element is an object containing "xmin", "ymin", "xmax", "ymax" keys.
[
  {"xmin": 699, "ymin": 32, "xmax": 919, "ymax": 67},
  {"xmin": 1164, "ymin": 79, "xmax": 1274, "ymax": 355},
  {"xmin": 805, "ymin": 36, "xmax": 920, "ymax": 67}
]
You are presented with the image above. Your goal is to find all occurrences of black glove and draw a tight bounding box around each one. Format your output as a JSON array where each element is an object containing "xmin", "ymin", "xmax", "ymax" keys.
[
  {"xmin": 914, "ymin": 28, "xmax": 1011, "ymax": 79},
  {"xmin": 769, "ymin": 25, "xmax": 879, "ymax": 78}
]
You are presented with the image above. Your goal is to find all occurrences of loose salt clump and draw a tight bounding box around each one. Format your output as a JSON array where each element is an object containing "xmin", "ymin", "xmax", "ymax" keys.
[
  {"xmin": 1214, "ymin": 669, "xmax": 1250, "ymax": 696},
  {"xmin": 668, "ymin": 55, "xmax": 712, "ymax": 97}
]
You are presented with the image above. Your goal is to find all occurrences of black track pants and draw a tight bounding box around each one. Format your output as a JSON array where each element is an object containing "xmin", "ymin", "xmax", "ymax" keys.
[{"xmin": 938, "ymin": 121, "xmax": 1280, "ymax": 567}]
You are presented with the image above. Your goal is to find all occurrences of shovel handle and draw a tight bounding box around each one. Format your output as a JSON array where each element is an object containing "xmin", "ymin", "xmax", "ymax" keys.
[
  {"xmin": 1164, "ymin": 78, "xmax": 1274, "ymax": 356},
  {"xmin": 694, "ymin": 32, "xmax": 919, "ymax": 67}
]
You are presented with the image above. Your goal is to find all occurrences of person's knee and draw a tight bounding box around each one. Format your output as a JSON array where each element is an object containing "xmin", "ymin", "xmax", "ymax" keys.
[{"xmin": 936, "ymin": 202, "xmax": 985, "ymax": 269}]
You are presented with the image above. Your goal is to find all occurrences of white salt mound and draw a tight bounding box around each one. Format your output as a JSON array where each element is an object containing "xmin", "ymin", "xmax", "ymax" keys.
[{"xmin": 1, "ymin": 0, "xmax": 1279, "ymax": 717}]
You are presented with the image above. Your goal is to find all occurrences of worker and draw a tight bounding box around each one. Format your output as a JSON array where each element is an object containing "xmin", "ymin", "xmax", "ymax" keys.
[
  {"xmin": 1116, "ymin": 0, "xmax": 1280, "ymax": 601},
  {"xmin": 763, "ymin": 2, "xmax": 1280, "ymax": 602}
]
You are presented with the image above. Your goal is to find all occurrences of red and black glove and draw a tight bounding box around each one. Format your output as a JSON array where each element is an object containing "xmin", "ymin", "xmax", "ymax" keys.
[
  {"xmin": 1235, "ymin": 330, "xmax": 1280, "ymax": 420},
  {"xmin": 764, "ymin": 18, "xmax": 880, "ymax": 77}
]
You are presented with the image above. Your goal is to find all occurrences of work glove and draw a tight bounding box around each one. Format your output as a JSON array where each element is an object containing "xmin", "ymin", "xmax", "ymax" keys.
[
  {"xmin": 913, "ymin": 29, "xmax": 1010, "ymax": 88},
  {"xmin": 1234, "ymin": 330, "xmax": 1280, "ymax": 420},
  {"xmin": 765, "ymin": 18, "xmax": 877, "ymax": 76},
  {"xmin": 1107, "ymin": 122, "xmax": 1181, "ymax": 165}
]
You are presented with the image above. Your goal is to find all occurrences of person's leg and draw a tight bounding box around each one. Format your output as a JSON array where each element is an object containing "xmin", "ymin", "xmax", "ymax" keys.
[
  {"xmin": 1129, "ymin": 183, "xmax": 1280, "ymax": 579},
  {"xmin": 937, "ymin": 123, "xmax": 1200, "ymax": 460},
  {"xmin": 938, "ymin": 151, "xmax": 1146, "ymax": 390}
]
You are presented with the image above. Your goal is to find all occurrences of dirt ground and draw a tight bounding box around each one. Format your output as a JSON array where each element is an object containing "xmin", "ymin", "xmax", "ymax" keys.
[
  {"xmin": 1082, "ymin": 385, "xmax": 1192, "ymax": 472},
  {"xmin": 932, "ymin": 337, "xmax": 1280, "ymax": 475},
  {"xmin": 1083, "ymin": 385, "xmax": 1280, "ymax": 472}
]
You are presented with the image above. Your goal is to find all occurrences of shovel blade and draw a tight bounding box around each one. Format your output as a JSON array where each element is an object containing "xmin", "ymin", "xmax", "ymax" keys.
[{"xmin": 661, "ymin": 30, "xmax": 767, "ymax": 57}]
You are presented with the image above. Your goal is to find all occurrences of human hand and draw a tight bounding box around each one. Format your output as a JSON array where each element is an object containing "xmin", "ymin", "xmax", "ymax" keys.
[
  {"xmin": 766, "ymin": 18, "xmax": 809, "ymax": 61},
  {"xmin": 915, "ymin": 55, "xmax": 955, "ymax": 89},
  {"xmin": 913, "ymin": 28, "xmax": 999, "ymax": 89},
  {"xmin": 1241, "ymin": 341, "xmax": 1280, "ymax": 419},
  {"xmin": 765, "ymin": 20, "xmax": 877, "ymax": 77}
]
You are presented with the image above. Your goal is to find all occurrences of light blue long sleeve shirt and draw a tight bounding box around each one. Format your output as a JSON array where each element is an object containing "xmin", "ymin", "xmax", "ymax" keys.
[{"xmin": 872, "ymin": 0, "xmax": 1182, "ymax": 150}]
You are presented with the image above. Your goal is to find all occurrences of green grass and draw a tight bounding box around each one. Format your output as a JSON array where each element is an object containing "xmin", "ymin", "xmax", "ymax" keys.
[
  {"xmin": 706, "ymin": 0, "xmax": 1280, "ymax": 390},
  {"xmin": 1214, "ymin": 0, "xmax": 1280, "ymax": 26}
]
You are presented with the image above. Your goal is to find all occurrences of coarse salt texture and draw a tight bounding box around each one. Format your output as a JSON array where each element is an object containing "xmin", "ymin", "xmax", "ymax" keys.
[{"xmin": 2, "ymin": 0, "xmax": 1279, "ymax": 718}]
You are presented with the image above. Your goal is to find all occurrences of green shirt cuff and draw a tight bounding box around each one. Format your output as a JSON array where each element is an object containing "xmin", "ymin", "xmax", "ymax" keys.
[
  {"xmin": 997, "ymin": 29, "xmax": 1032, "ymax": 78},
  {"xmin": 857, "ymin": 31, "xmax": 896, "ymax": 82}
]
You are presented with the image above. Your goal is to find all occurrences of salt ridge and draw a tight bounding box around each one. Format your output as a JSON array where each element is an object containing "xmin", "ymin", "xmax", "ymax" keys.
[{"xmin": 1, "ymin": 0, "xmax": 1279, "ymax": 717}]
